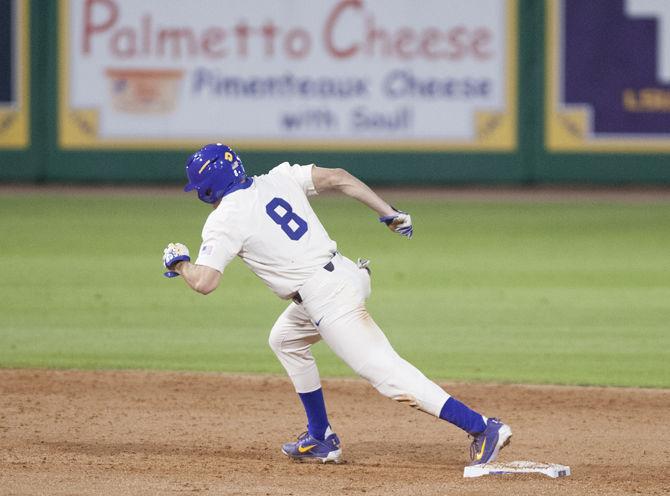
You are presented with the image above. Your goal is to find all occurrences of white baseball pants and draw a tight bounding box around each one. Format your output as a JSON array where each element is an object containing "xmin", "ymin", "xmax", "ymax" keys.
[{"xmin": 268, "ymin": 253, "xmax": 450, "ymax": 417}]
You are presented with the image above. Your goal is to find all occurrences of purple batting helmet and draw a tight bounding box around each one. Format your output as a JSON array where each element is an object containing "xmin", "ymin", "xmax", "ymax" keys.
[{"xmin": 183, "ymin": 143, "xmax": 247, "ymax": 204}]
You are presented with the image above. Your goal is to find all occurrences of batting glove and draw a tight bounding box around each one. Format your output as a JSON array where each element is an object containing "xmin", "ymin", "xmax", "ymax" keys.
[
  {"xmin": 379, "ymin": 207, "xmax": 413, "ymax": 239},
  {"xmin": 357, "ymin": 257, "xmax": 371, "ymax": 274},
  {"xmin": 163, "ymin": 242, "xmax": 190, "ymax": 278}
]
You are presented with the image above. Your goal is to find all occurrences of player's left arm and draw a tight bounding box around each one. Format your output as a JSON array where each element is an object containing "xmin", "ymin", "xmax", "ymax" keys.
[
  {"xmin": 312, "ymin": 166, "xmax": 394, "ymax": 216},
  {"xmin": 163, "ymin": 242, "xmax": 221, "ymax": 294},
  {"xmin": 311, "ymin": 166, "xmax": 413, "ymax": 238}
]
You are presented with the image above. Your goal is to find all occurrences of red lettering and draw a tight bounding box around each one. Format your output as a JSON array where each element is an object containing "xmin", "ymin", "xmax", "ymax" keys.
[
  {"xmin": 83, "ymin": 0, "xmax": 118, "ymax": 54},
  {"xmin": 262, "ymin": 22, "xmax": 278, "ymax": 57},
  {"xmin": 110, "ymin": 27, "xmax": 135, "ymax": 58},
  {"xmin": 141, "ymin": 15, "xmax": 151, "ymax": 55},
  {"xmin": 157, "ymin": 28, "xmax": 197, "ymax": 58},
  {"xmin": 201, "ymin": 28, "xmax": 226, "ymax": 58},
  {"xmin": 419, "ymin": 28, "xmax": 441, "ymax": 59},
  {"xmin": 472, "ymin": 28, "xmax": 492, "ymax": 59},
  {"xmin": 324, "ymin": 1, "xmax": 492, "ymax": 62},
  {"xmin": 81, "ymin": 0, "xmax": 493, "ymax": 63},
  {"xmin": 234, "ymin": 21, "xmax": 250, "ymax": 57},
  {"xmin": 284, "ymin": 29, "xmax": 311, "ymax": 59},
  {"xmin": 324, "ymin": 0, "xmax": 362, "ymax": 59},
  {"xmin": 365, "ymin": 14, "xmax": 391, "ymax": 57},
  {"xmin": 393, "ymin": 28, "xmax": 416, "ymax": 60},
  {"xmin": 446, "ymin": 26, "xmax": 467, "ymax": 59}
]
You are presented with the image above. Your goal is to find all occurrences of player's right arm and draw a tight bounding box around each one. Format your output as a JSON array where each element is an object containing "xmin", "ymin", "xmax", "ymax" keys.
[
  {"xmin": 163, "ymin": 242, "xmax": 222, "ymax": 294},
  {"xmin": 311, "ymin": 166, "xmax": 413, "ymax": 238},
  {"xmin": 173, "ymin": 261, "xmax": 221, "ymax": 295},
  {"xmin": 163, "ymin": 202, "xmax": 242, "ymax": 293}
]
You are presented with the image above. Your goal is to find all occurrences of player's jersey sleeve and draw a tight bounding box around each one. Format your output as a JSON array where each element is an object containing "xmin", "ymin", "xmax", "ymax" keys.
[
  {"xmin": 268, "ymin": 162, "xmax": 318, "ymax": 197},
  {"xmin": 195, "ymin": 207, "xmax": 244, "ymax": 273}
]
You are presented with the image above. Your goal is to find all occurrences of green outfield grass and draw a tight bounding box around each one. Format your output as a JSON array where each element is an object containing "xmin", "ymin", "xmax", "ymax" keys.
[{"xmin": 1, "ymin": 193, "xmax": 669, "ymax": 388}]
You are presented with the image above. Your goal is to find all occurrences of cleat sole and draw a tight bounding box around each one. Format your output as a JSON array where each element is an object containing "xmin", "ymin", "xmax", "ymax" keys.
[{"xmin": 282, "ymin": 448, "xmax": 342, "ymax": 464}]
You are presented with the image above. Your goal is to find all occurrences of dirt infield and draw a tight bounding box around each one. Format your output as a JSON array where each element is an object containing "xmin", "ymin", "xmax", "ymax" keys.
[{"xmin": 1, "ymin": 370, "xmax": 668, "ymax": 496}]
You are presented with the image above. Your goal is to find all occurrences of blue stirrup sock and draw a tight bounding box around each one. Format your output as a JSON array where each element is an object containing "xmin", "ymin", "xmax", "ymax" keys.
[
  {"xmin": 298, "ymin": 388, "xmax": 330, "ymax": 441},
  {"xmin": 439, "ymin": 397, "xmax": 487, "ymax": 434}
]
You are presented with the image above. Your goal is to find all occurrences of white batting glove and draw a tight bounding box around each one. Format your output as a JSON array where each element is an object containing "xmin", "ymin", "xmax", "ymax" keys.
[
  {"xmin": 379, "ymin": 207, "xmax": 413, "ymax": 239},
  {"xmin": 162, "ymin": 242, "xmax": 190, "ymax": 278},
  {"xmin": 356, "ymin": 258, "xmax": 371, "ymax": 274}
]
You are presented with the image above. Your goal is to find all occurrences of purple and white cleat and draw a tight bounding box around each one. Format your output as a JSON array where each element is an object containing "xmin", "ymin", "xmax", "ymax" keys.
[
  {"xmin": 281, "ymin": 427, "xmax": 342, "ymax": 464},
  {"xmin": 469, "ymin": 418, "xmax": 513, "ymax": 465}
]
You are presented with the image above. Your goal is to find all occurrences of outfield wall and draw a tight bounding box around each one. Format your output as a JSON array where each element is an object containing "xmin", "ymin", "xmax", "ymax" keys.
[{"xmin": 0, "ymin": 0, "xmax": 669, "ymax": 184}]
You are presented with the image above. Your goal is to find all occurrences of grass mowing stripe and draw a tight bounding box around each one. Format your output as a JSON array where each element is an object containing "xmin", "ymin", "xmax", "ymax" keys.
[{"xmin": 1, "ymin": 195, "xmax": 668, "ymax": 387}]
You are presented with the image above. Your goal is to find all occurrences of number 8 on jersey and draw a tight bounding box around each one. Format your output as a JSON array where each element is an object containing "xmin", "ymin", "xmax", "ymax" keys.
[{"xmin": 266, "ymin": 197, "xmax": 308, "ymax": 241}]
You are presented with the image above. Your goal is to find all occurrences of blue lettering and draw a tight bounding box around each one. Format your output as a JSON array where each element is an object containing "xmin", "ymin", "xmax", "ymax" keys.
[{"xmin": 384, "ymin": 70, "xmax": 491, "ymax": 99}]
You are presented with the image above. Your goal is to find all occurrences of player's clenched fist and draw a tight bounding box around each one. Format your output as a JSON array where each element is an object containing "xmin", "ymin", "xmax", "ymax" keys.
[
  {"xmin": 379, "ymin": 208, "xmax": 413, "ymax": 239},
  {"xmin": 162, "ymin": 242, "xmax": 191, "ymax": 278}
]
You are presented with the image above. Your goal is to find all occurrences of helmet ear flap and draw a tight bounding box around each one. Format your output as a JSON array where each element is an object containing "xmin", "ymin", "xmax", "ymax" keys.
[{"xmin": 196, "ymin": 183, "xmax": 217, "ymax": 204}]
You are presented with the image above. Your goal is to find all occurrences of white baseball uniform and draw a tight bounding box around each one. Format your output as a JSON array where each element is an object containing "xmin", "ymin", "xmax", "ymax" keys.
[{"xmin": 195, "ymin": 163, "xmax": 450, "ymax": 417}]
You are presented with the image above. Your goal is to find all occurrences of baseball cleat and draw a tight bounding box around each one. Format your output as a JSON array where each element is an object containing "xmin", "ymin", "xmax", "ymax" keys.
[
  {"xmin": 281, "ymin": 427, "xmax": 342, "ymax": 464},
  {"xmin": 469, "ymin": 418, "xmax": 512, "ymax": 465}
]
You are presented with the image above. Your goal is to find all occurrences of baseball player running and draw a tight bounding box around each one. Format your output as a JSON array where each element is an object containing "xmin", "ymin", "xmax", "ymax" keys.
[{"xmin": 163, "ymin": 143, "xmax": 512, "ymax": 465}]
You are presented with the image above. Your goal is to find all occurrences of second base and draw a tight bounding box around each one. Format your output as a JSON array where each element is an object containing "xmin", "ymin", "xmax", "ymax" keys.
[{"xmin": 463, "ymin": 460, "xmax": 571, "ymax": 478}]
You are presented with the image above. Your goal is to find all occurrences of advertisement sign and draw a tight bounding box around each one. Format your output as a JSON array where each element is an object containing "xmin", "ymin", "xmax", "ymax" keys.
[
  {"xmin": 0, "ymin": 0, "xmax": 29, "ymax": 149},
  {"xmin": 59, "ymin": 0, "xmax": 517, "ymax": 150},
  {"xmin": 546, "ymin": 0, "xmax": 670, "ymax": 152}
]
